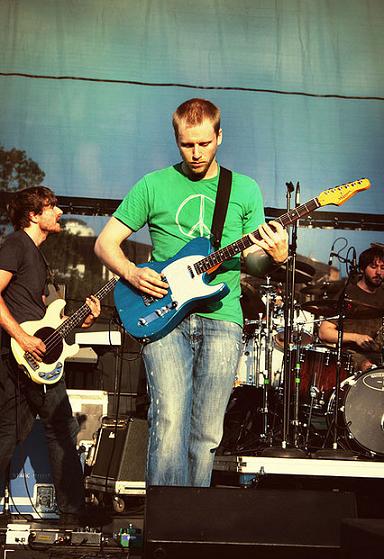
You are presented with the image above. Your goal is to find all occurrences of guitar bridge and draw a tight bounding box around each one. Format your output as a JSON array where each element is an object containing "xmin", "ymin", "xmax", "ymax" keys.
[
  {"xmin": 138, "ymin": 301, "xmax": 178, "ymax": 327},
  {"xmin": 24, "ymin": 352, "xmax": 39, "ymax": 371}
]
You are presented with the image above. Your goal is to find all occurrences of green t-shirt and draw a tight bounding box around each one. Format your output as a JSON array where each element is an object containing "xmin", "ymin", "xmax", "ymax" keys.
[{"xmin": 113, "ymin": 164, "xmax": 265, "ymax": 325}]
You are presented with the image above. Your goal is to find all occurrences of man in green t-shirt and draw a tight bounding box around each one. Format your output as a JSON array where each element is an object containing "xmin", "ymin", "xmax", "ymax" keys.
[{"xmin": 95, "ymin": 98, "xmax": 288, "ymax": 486}]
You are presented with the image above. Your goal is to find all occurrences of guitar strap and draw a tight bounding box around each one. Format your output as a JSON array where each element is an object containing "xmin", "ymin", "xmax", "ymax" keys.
[
  {"xmin": 211, "ymin": 166, "xmax": 232, "ymax": 249},
  {"xmin": 39, "ymin": 249, "xmax": 61, "ymax": 296}
]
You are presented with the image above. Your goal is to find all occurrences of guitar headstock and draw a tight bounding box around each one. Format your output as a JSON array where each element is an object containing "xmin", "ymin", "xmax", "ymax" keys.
[{"xmin": 317, "ymin": 178, "xmax": 371, "ymax": 207}]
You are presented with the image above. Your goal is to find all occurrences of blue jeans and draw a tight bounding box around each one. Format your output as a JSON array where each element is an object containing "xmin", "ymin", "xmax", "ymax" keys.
[{"xmin": 142, "ymin": 314, "xmax": 242, "ymax": 487}]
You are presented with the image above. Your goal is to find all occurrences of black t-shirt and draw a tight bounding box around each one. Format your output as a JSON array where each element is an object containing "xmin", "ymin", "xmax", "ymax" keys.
[
  {"xmin": 0, "ymin": 230, "xmax": 48, "ymax": 324},
  {"xmin": 340, "ymin": 283, "xmax": 384, "ymax": 343},
  {"xmin": 330, "ymin": 282, "xmax": 384, "ymax": 369}
]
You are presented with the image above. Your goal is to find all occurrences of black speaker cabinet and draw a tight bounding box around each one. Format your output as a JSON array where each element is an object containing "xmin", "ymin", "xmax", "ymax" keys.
[
  {"xmin": 91, "ymin": 417, "xmax": 147, "ymax": 482},
  {"xmin": 341, "ymin": 518, "xmax": 384, "ymax": 558},
  {"xmin": 145, "ymin": 486, "xmax": 357, "ymax": 559}
]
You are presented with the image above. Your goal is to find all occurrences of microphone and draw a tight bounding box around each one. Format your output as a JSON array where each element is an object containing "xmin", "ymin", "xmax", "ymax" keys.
[
  {"xmin": 328, "ymin": 251, "xmax": 337, "ymax": 267},
  {"xmin": 295, "ymin": 182, "xmax": 300, "ymax": 207},
  {"xmin": 286, "ymin": 181, "xmax": 294, "ymax": 193},
  {"xmin": 352, "ymin": 248, "xmax": 357, "ymax": 272}
]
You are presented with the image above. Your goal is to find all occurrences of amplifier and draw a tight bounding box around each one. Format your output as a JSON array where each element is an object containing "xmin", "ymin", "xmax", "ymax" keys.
[{"xmin": 85, "ymin": 417, "xmax": 147, "ymax": 496}]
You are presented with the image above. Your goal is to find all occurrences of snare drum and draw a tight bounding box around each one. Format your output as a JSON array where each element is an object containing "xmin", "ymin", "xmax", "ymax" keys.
[
  {"xmin": 273, "ymin": 308, "xmax": 314, "ymax": 351},
  {"xmin": 299, "ymin": 345, "xmax": 352, "ymax": 408},
  {"xmin": 274, "ymin": 327, "xmax": 312, "ymax": 351},
  {"xmin": 327, "ymin": 368, "xmax": 384, "ymax": 456}
]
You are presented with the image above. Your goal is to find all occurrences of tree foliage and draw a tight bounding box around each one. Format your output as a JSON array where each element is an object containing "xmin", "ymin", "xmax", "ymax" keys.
[
  {"xmin": 0, "ymin": 145, "xmax": 45, "ymax": 191},
  {"xmin": 0, "ymin": 145, "xmax": 46, "ymax": 240}
]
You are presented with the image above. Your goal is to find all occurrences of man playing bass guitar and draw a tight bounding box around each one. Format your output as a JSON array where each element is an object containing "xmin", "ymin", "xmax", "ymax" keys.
[{"xmin": 0, "ymin": 186, "xmax": 100, "ymax": 525}]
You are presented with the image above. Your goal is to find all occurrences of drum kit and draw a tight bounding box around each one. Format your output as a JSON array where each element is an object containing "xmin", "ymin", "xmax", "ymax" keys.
[{"xmin": 222, "ymin": 259, "xmax": 384, "ymax": 459}]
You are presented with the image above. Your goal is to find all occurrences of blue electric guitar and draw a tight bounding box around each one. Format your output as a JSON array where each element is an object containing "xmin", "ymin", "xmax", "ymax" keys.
[
  {"xmin": 114, "ymin": 179, "xmax": 370, "ymax": 343},
  {"xmin": 11, "ymin": 277, "xmax": 117, "ymax": 385}
]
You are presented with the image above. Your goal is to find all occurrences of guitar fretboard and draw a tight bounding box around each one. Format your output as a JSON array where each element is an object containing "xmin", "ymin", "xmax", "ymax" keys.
[
  {"xmin": 56, "ymin": 276, "xmax": 118, "ymax": 339},
  {"xmin": 194, "ymin": 197, "xmax": 320, "ymax": 275}
]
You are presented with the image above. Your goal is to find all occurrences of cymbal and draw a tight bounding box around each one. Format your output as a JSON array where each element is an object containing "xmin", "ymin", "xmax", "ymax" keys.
[
  {"xmin": 295, "ymin": 254, "xmax": 330, "ymax": 278},
  {"xmin": 241, "ymin": 257, "xmax": 315, "ymax": 284},
  {"xmin": 301, "ymin": 298, "xmax": 384, "ymax": 319},
  {"xmin": 269, "ymin": 264, "xmax": 314, "ymax": 284},
  {"xmin": 300, "ymin": 300, "xmax": 338, "ymax": 317},
  {"xmin": 300, "ymin": 280, "xmax": 345, "ymax": 297},
  {"xmin": 239, "ymin": 273, "xmax": 282, "ymax": 290},
  {"xmin": 344, "ymin": 298, "xmax": 384, "ymax": 319},
  {"xmin": 240, "ymin": 279, "xmax": 266, "ymax": 319}
]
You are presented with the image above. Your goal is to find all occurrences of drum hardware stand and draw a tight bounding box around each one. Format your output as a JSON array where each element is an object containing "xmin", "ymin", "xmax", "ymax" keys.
[
  {"xmin": 256, "ymin": 313, "xmax": 265, "ymax": 386},
  {"xmin": 258, "ymin": 278, "xmax": 276, "ymax": 443},
  {"xmin": 262, "ymin": 181, "xmax": 307, "ymax": 457},
  {"xmin": 242, "ymin": 316, "xmax": 264, "ymax": 386},
  {"xmin": 315, "ymin": 250, "xmax": 361, "ymax": 459},
  {"xmin": 292, "ymin": 331, "xmax": 304, "ymax": 447},
  {"xmin": 302, "ymin": 344, "xmax": 328, "ymax": 451}
]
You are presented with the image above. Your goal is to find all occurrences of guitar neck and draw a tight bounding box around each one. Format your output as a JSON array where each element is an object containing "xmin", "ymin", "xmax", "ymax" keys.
[
  {"xmin": 194, "ymin": 197, "xmax": 320, "ymax": 274},
  {"xmin": 56, "ymin": 276, "xmax": 118, "ymax": 339}
]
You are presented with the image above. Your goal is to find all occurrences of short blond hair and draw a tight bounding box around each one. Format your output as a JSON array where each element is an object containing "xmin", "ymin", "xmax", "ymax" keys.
[{"xmin": 172, "ymin": 98, "xmax": 221, "ymax": 139}]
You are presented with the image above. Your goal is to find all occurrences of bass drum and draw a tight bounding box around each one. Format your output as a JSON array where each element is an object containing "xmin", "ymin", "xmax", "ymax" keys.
[{"xmin": 327, "ymin": 368, "xmax": 384, "ymax": 456}]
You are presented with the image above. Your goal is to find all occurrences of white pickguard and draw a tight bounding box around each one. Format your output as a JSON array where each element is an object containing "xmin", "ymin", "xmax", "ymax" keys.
[
  {"xmin": 11, "ymin": 299, "xmax": 79, "ymax": 384},
  {"xmin": 162, "ymin": 255, "xmax": 225, "ymax": 307}
]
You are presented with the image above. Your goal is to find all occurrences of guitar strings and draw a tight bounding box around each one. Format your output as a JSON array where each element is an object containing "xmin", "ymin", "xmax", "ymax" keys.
[{"xmin": 25, "ymin": 278, "xmax": 117, "ymax": 361}]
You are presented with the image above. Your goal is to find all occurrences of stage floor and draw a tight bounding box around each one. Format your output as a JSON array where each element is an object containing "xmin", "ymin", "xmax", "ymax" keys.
[{"xmin": 214, "ymin": 454, "xmax": 384, "ymax": 478}]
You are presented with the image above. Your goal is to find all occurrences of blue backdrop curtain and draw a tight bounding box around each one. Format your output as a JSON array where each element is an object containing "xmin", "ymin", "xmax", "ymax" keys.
[{"xmin": 1, "ymin": 0, "xmax": 383, "ymax": 263}]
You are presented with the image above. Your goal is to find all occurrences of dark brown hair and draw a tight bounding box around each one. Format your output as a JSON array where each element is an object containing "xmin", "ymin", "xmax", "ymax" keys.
[
  {"xmin": 7, "ymin": 186, "xmax": 57, "ymax": 230},
  {"xmin": 359, "ymin": 246, "xmax": 384, "ymax": 272},
  {"xmin": 172, "ymin": 98, "xmax": 221, "ymax": 139}
]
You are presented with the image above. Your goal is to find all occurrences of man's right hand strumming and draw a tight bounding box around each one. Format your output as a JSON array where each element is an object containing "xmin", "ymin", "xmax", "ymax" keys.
[
  {"xmin": 126, "ymin": 263, "xmax": 169, "ymax": 298},
  {"xmin": 16, "ymin": 331, "xmax": 46, "ymax": 360}
]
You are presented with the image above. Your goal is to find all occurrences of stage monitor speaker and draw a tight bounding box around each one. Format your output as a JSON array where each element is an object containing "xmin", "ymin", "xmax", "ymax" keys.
[
  {"xmin": 91, "ymin": 417, "xmax": 147, "ymax": 482},
  {"xmin": 145, "ymin": 486, "xmax": 357, "ymax": 559}
]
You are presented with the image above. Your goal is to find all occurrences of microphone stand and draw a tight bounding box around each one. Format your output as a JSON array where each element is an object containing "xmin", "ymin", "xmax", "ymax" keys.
[
  {"xmin": 316, "ymin": 254, "xmax": 360, "ymax": 459},
  {"xmin": 261, "ymin": 181, "xmax": 306, "ymax": 458},
  {"xmin": 260, "ymin": 277, "xmax": 276, "ymax": 442},
  {"xmin": 290, "ymin": 183, "xmax": 304, "ymax": 449}
]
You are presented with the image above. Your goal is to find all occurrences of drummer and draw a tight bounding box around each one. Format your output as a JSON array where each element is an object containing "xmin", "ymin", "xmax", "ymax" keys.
[{"xmin": 318, "ymin": 246, "xmax": 384, "ymax": 372}]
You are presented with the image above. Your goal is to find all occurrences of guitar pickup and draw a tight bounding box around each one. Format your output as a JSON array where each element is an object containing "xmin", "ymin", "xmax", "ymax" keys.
[
  {"xmin": 138, "ymin": 301, "xmax": 178, "ymax": 327},
  {"xmin": 142, "ymin": 275, "xmax": 168, "ymax": 307},
  {"xmin": 142, "ymin": 294, "xmax": 156, "ymax": 307}
]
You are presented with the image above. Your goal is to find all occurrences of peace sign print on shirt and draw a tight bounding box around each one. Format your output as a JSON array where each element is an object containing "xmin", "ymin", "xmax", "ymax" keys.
[{"xmin": 175, "ymin": 194, "xmax": 215, "ymax": 240}]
